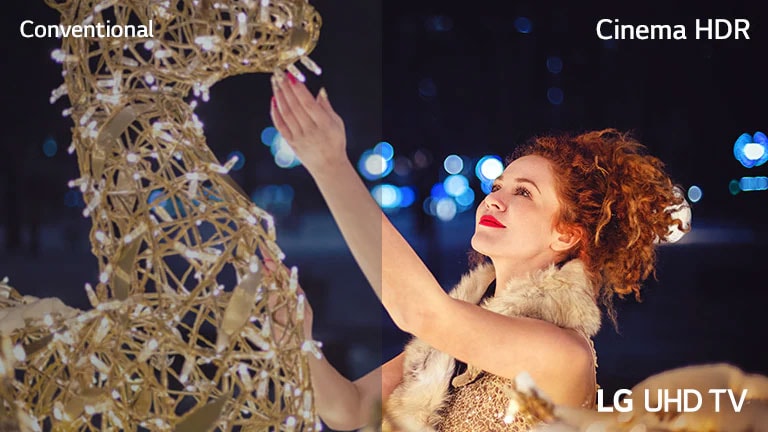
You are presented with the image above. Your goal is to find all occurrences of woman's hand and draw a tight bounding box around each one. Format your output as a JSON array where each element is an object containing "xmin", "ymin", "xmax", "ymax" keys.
[{"xmin": 270, "ymin": 71, "xmax": 347, "ymax": 177}]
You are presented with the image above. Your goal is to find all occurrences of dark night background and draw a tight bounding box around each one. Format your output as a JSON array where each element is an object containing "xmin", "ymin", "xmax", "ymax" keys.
[{"xmin": 1, "ymin": 0, "xmax": 767, "ymax": 430}]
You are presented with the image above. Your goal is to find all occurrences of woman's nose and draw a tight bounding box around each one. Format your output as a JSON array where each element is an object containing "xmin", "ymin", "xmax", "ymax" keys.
[{"xmin": 484, "ymin": 192, "xmax": 505, "ymax": 211}]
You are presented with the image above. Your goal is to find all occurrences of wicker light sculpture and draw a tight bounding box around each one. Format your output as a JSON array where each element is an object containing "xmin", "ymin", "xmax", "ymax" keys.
[{"xmin": 0, "ymin": 0, "xmax": 324, "ymax": 430}]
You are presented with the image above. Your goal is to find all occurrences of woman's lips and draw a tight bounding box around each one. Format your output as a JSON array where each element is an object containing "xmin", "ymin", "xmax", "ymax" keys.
[{"xmin": 479, "ymin": 215, "xmax": 506, "ymax": 228}]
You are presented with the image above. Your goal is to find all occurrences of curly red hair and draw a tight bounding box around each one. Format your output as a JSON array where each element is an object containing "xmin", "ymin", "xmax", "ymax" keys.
[{"xmin": 471, "ymin": 129, "xmax": 689, "ymax": 328}]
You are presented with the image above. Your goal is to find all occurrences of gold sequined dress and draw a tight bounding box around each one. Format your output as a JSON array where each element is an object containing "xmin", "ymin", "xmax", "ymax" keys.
[{"xmin": 437, "ymin": 335, "xmax": 598, "ymax": 432}]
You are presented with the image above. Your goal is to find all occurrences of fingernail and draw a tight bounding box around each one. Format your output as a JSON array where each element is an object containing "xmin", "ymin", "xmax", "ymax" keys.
[
  {"xmin": 273, "ymin": 68, "xmax": 285, "ymax": 82},
  {"xmin": 286, "ymin": 72, "xmax": 297, "ymax": 85},
  {"xmin": 319, "ymin": 87, "xmax": 328, "ymax": 99}
]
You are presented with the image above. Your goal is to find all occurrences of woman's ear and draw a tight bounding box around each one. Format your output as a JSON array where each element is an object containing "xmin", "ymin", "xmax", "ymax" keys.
[{"xmin": 551, "ymin": 224, "xmax": 582, "ymax": 253}]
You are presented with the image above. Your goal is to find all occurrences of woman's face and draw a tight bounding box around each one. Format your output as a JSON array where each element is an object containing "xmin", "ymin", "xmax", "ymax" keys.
[{"xmin": 471, "ymin": 155, "xmax": 568, "ymax": 264}]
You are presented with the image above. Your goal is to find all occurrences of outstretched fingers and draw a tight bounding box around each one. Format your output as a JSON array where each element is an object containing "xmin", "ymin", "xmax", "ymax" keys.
[
  {"xmin": 273, "ymin": 73, "xmax": 318, "ymax": 136},
  {"xmin": 280, "ymin": 73, "xmax": 329, "ymax": 126},
  {"xmin": 315, "ymin": 87, "xmax": 340, "ymax": 125},
  {"xmin": 270, "ymin": 94, "xmax": 294, "ymax": 141}
]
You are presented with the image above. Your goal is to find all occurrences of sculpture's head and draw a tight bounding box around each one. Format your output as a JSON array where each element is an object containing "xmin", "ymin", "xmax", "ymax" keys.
[{"xmin": 46, "ymin": 0, "xmax": 321, "ymax": 95}]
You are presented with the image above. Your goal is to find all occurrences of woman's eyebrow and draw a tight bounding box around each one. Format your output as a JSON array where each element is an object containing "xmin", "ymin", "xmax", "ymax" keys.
[
  {"xmin": 515, "ymin": 178, "xmax": 541, "ymax": 194},
  {"xmin": 497, "ymin": 174, "xmax": 541, "ymax": 194}
]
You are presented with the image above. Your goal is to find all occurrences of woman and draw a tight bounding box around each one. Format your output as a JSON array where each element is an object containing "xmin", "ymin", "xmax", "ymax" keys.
[{"xmin": 268, "ymin": 71, "xmax": 690, "ymax": 431}]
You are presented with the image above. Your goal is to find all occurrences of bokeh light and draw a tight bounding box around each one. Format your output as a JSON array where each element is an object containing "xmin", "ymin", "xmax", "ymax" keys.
[
  {"xmin": 443, "ymin": 174, "xmax": 469, "ymax": 197},
  {"xmin": 430, "ymin": 182, "xmax": 449, "ymax": 200},
  {"xmin": 393, "ymin": 156, "xmax": 413, "ymax": 177},
  {"xmin": 43, "ymin": 137, "xmax": 57, "ymax": 157},
  {"xmin": 547, "ymin": 87, "xmax": 564, "ymax": 105},
  {"xmin": 443, "ymin": 154, "xmax": 463, "ymax": 174},
  {"xmin": 372, "ymin": 184, "xmax": 402, "ymax": 209},
  {"xmin": 399, "ymin": 186, "xmax": 416, "ymax": 208},
  {"xmin": 475, "ymin": 155, "xmax": 504, "ymax": 183},
  {"xmin": 358, "ymin": 149, "xmax": 394, "ymax": 180},
  {"xmin": 251, "ymin": 184, "xmax": 294, "ymax": 216},
  {"xmin": 729, "ymin": 179, "xmax": 741, "ymax": 195},
  {"xmin": 413, "ymin": 149, "xmax": 432, "ymax": 168},
  {"xmin": 455, "ymin": 188, "xmax": 475, "ymax": 207},
  {"xmin": 374, "ymin": 141, "xmax": 394, "ymax": 161},
  {"xmin": 738, "ymin": 176, "xmax": 768, "ymax": 191},
  {"xmin": 435, "ymin": 197, "xmax": 457, "ymax": 221},
  {"xmin": 733, "ymin": 132, "xmax": 768, "ymax": 168},
  {"xmin": 514, "ymin": 17, "xmax": 533, "ymax": 34},
  {"xmin": 743, "ymin": 143, "xmax": 765, "ymax": 160},
  {"xmin": 272, "ymin": 135, "xmax": 301, "ymax": 168},
  {"xmin": 261, "ymin": 126, "xmax": 277, "ymax": 146},
  {"xmin": 687, "ymin": 185, "xmax": 702, "ymax": 203},
  {"xmin": 546, "ymin": 56, "xmax": 563, "ymax": 74}
]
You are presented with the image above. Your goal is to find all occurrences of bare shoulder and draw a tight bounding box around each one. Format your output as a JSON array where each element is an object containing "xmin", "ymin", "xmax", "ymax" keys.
[{"xmin": 534, "ymin": 326, "xmax": 596, "ymax": 406}]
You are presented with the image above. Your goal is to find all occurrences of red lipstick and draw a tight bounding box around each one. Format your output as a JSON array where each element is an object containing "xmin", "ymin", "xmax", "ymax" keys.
[{"xmin": 479, "ymin": 215, "xmax": 506, "ymax": 228}]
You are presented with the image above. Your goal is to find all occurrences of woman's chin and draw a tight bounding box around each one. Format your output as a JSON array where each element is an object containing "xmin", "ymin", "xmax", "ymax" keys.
[{"xmin": 469, "ymin": 236, "xmax": 490, "ymax": 256}]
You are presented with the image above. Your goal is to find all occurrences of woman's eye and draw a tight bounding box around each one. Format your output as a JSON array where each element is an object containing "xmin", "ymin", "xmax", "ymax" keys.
[
  {"xmin": 515, "ymin": 186, "xmax": 531, "ymax": 198},
  {"xmin": 490, "ymin": 184, "xmax": 501, "ymax": 193}
]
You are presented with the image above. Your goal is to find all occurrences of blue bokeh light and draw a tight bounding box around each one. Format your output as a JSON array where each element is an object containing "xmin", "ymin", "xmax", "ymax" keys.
[
  {"xmin": 399, "ymin": 186, "xmax": 416, "ymax": 208},
  {"xmin": 251, "ymin": 184, "xmax": 294, "ymax": 215},
  {"xmin": 738, "ymin": 176, "xmax": 768, "ymax": 191},
  {"xmin": 546, "ymin": 56, "xmax": 563, "ymax": 74},
  {"xmin": 261, "ymin": 126, "xmax": 277, "ymax": 147},
  {"xmin": 547, "ymin": 87, "xmax": 564, "ymax": 105},
  {"xmin": 514, "ymin": 17, "xmax": 533, "ymax": 34},
  {"xmin": 480, "ymin": 179, "xmax": 493, "ymax": 194},
  {"xmin": 687, "ymin": 185, "xmax": 702, "ymax": 203},
  {"xmin": 733, "ymin": 132, "xmax": 768, "ymax": 168},
  {"xmin": 456, "ymin": 188, "xmax": 475, "ymax": 207},
  {"xmin": 430, "ymin": 182, "xmax": 449, "ymax": 199},
  {"xmin": 43, "ymin": 137, "xmax": 57, "ymax": 157},
  {"xmin": 374, "ymin": 141, "xmax": 395, "ymax": 161}
]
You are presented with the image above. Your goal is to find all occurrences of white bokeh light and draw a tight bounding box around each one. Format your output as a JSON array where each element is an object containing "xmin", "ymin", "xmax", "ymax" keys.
[
  {"xmin": 443, "ymin": 154, "xmax": 463, "ymax": 174},
  {"xmin": 364, "ymin": 153, "xmax": 388, "ymax": 176},
  {"xmin": 435, "ymin": 197, "xmax": 457, "ymax": 221},
  {"xmin": 443, "ymin": 174, "xmax": 469, "ymax": 197},
  {"xmin": 744, "ymin": 143, "xmax": 765, "ymax": 161}
]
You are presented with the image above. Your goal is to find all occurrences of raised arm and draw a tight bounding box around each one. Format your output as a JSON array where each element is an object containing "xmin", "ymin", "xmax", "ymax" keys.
[
  {"xmin": 269, "ymin": 74, "xmax": 593, "ymax": 405},
  {"xmin": 269, "ymin": 73, "xmax": 443, "ymax": 331}
]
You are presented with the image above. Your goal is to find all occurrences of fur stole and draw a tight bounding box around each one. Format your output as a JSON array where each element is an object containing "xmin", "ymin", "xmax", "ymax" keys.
[{"xmin": 383, "ymin": 259, "xmax": 601, "ymax": 431}]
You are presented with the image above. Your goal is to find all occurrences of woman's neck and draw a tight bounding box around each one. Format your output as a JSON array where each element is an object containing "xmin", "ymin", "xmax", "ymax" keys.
[{"xmin": 491, "ymin": 254, "xmax": 557, "ymax": 290}]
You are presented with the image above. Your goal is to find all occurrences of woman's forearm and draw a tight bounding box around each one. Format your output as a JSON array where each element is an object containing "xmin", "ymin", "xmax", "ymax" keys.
[
  {"xmin": 308, "ymin": 353, "xmax": 378, "ymax": 430},
  {"xmin": 309, "ymin": 159, "xmax": 445, "ymax": 332}
]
